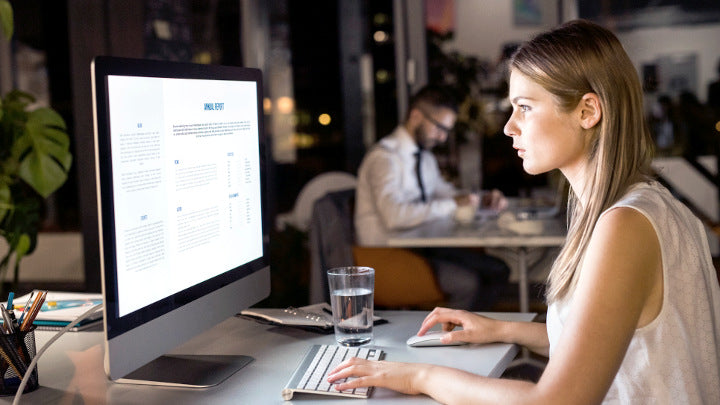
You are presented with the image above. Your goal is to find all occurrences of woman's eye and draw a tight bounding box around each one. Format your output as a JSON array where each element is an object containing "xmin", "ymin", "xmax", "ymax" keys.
[{"xmin": 519, "ymin": 105, "xmax": 530, "ymax": 112}]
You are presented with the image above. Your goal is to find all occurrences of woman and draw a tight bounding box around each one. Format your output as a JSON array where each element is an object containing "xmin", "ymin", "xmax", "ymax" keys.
[{"xmin": 327, "ymin": 19, "xmax": 720, "ymax": 404}]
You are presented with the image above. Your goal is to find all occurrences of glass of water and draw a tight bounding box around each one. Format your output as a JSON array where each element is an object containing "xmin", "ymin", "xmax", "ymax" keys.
[{"xmin": 327, "ymin": 266, "xmax": 375, "ymax": 346}]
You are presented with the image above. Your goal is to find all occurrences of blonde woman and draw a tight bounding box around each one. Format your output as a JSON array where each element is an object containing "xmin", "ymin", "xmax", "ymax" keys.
[{"xmin": 328, "ymin": 20, "xmax": 720, "ymax": 404}]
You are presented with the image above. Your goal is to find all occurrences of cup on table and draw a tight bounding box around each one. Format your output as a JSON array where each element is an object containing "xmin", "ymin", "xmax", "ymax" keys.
[
  {"xmin": 327, "ymin": 266, "xmax": 375, "ymax": 346},
  {"xmin": 454, "ymin": 204, "xmax": 476, "ymax": 224}
]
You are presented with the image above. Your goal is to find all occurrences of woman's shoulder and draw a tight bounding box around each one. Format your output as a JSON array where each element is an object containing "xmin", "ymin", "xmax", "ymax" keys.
[
  {"xmin": 610, "ymin": 180, "xmax": 670, "ymax": 212},
  {"xmin": 615, "ymin": 180, "xmax": 697, "ymax": 217},
  {"xmin": 606, "ymin": 180, "xmax": 703, "ymax": 242},
  {"xmin": 597, "ymin": 204, "xmax": 655, "ymax": 237},
  {"xmin": 595, "ymin": 181, "xmax": 673, "ymax": 235}
]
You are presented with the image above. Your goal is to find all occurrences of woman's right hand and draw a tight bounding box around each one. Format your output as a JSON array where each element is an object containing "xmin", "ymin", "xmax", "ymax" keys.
[{"xmin": 416, "ymin": 307, "xmax": 505, "ymax": 345}]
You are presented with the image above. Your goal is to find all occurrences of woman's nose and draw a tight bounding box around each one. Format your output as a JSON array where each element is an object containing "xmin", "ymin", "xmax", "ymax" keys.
[{"xmin": 503, "ymin": 117, "xmax": 517, "ymax": 137}]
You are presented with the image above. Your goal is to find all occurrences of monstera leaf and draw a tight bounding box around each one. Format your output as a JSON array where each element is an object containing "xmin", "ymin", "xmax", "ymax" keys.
[
  {"xmin": 0, "ymin": 0, "xmax": 72, "ymax": 296},
  {"xmin": 11, "ymin": 107, "xmax": 72, "ymax": 198}
]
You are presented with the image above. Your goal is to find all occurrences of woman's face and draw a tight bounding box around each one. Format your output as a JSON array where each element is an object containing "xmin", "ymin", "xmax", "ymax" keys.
[{"xmin": 503, "ymin": 70, "xmax": 589, "ymax": 179}]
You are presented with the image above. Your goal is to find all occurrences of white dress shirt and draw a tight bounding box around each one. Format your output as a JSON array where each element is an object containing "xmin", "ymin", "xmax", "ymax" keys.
[{"xmin": 355, "ymin": 126, "xmax": 458, "ymax": 246}]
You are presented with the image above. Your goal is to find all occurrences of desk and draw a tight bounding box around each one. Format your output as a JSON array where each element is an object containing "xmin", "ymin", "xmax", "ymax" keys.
[
  {"xmin": 4, "ymin": 311, "xmax": 534, "ymax": 404},
  {"xmin": 387, "ymin": 216, "xmax": 566, "ymax": 313}
]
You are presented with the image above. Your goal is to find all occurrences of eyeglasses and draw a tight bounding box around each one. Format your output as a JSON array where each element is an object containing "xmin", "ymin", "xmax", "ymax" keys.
[{"xmin": 419, "ymin": 109, "xmax": 454, "ymax": 134}]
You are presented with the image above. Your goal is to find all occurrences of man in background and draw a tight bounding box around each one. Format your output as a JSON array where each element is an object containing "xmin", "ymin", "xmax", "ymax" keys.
[{"xmin": 355, "ymin": 85, "xmax": 509, "ymax": 310}]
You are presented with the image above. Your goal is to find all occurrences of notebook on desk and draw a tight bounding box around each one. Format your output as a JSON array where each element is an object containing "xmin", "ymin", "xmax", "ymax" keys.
[
  {"xmin": 10, "ymin": 291, "xmax": 103, "ymax": 331},
  {"xmin": 238, "ymin": 302, "xmax": 387, "ymax": 334}
]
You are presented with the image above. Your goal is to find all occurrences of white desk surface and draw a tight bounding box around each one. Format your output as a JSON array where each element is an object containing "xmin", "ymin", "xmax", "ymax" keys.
[
  {"xmin": 5, "ymin": 311, "xmax": 536, "ymax": 404},
  {"xmin": 386, "ymin": 216, "xmax": 566, "ymax": 248}
]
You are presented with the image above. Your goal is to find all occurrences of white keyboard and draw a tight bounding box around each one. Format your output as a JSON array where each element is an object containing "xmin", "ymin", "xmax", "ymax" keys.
[{"xmin": 282, "ymin": 344, "xmax": 384, "ymax": 400}]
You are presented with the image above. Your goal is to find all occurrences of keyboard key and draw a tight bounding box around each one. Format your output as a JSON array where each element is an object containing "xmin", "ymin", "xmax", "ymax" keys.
[{"xmin": 282, "ymin": 344, "xmax": 385, "ymax": 400}]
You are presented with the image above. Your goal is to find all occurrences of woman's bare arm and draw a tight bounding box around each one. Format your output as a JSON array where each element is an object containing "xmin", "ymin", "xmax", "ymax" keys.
[{"xmin": 330, "ymin": 207, "xmax": 663, "ymax": 405}]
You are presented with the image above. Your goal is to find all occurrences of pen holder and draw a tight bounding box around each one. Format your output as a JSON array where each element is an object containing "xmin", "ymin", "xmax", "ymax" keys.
[{"xmin": 0, "ymin": 326, "xmax": 38, "ymax": 395}]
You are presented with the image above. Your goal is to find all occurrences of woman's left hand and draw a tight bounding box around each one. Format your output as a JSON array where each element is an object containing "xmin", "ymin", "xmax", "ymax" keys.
[{"xmin": 326, "ymin": 357, "xmax": 430, "ymax": 395}]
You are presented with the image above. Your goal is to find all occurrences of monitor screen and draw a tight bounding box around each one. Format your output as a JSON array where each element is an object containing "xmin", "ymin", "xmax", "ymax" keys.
[{"xmin": 92, "ymin": 56, "xmax": 271, "ymax": 386}]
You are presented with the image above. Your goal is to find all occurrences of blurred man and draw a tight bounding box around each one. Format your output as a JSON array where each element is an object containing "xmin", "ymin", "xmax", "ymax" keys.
[{"xmin": 355, "ymin": 85, "xmax": 509, "ymax": 310}]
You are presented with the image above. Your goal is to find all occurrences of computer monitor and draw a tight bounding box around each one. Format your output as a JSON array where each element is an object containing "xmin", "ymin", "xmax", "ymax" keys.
[{"xmin": 91, "ymin": 56, "xmax": 271, "ymax": 387}]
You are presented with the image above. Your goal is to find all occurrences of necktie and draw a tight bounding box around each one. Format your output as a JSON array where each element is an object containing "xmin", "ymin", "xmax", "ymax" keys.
[{"xmin": 414, "ymin": 150, "xmax": 426, "ymax": 203}]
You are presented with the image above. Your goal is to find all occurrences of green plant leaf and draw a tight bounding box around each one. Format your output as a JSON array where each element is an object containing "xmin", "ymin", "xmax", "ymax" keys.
[
  {"xmin": 4, "ymin": 90, "xmax": 34, "ymax": 106},
  {"xmin": 0, "ymin": 0, "xmax": 13, "ymax": 40},
  {"xmin": 1, "ymin": 91, "xmax": 33, "ymax": 156},
  {"xmin": 2, "ymin": 188, "xmax": 41, "ymax": 256},
  {"xmin": 18, "ymin": 152, "xmax": 70, "ymax": 197},
  {"xmin": 15, "ymin": 107, "xmax": 72, "ymax": 197},
  {"xmin": 14, "ymin": 233, "xmax": 30, "ymax": 261},
  {"xmin": 0, "ymin": 182, "xmax": 9, "ymax": 224},
  {"xmin": 27, "ymin": 106, "xmax": 65, "ymax": 130}
]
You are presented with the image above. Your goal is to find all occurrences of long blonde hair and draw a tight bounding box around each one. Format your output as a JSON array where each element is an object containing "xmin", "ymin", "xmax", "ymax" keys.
[{"xmin": 509, "ymin": 20, "xmax": 655, "ymax": 303}]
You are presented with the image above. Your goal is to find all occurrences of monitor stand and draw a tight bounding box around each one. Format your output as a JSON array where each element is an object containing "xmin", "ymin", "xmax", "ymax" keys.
[{"xmin": 117, "ymin": 354, "xmax": 254, "ymax": 388}]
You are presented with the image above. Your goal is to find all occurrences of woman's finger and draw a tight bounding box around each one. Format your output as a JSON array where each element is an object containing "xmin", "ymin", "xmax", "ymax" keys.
[
  {"xmin": 332, "ymin": 375, "xmax": 374, "ymax": 391},
  {"xmin": 328, "ymin": 357, "xmax": 367, "ymax": 379},
  {"xmin": 419, "ymin": 308, "xmax": 466, "ymax": 335}
]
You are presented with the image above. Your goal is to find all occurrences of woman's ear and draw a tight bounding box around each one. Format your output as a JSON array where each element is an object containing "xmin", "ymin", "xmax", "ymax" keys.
[{"xmin": 579, "ymin": 93, "xmax": 602, "ymax": 129}]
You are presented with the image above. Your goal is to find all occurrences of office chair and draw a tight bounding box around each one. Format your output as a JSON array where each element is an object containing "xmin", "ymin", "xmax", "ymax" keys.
[
  {"xmin": 309, "ymin": 187, "xmax": 445, "ymax": 309},
  {"xmin": 352, "ymin": 246, "xmax": 444, "ymax": 309},
  {"xmin": 276, "ymin": 171, "xmax": 357, "ymax": 232}
]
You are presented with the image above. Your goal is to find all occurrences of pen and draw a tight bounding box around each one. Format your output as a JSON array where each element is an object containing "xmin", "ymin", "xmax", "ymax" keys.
[
  {"xmin": 6, "ymin": 292, "xmax": 16, "ymax": 325},
  {"xmin": 17, "ymin": 290, "xmax": 34, "ymax": 326},
  {"xmin": 6, "ymin": 292, "xmax": 14, "ymax": 310},
  {"xmin": 0, "ymin": 304, "xmax": 13, "ymax": 333}
]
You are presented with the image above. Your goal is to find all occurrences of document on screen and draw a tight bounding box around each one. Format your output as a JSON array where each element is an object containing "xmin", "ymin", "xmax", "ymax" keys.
[{"xmin": 106, "ymin": 75, "xmax": 263, "ymax": 316}]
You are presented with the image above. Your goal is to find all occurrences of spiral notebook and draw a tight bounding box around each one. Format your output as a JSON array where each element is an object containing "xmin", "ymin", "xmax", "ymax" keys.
[{"xmin": 238, "ymin": 303, "xmax": 386, "ymax": 334}]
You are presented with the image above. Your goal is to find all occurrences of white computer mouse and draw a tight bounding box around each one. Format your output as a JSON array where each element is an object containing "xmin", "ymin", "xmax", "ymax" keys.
[{"xmin": 406, "ymin": 331, "xmax": 467, "ymax": 347}]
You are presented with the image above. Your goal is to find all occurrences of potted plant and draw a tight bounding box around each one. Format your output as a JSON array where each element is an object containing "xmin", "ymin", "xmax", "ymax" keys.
[
  {"xmin": 426, "ymin": 28, "xmax": 493, "ymax": 188},
  {"xmin": 0, "ymin": 1, "xmax": 73, "ymax": 297}
]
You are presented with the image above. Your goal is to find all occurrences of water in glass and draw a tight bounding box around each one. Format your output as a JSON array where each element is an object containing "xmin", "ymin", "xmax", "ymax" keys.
[{"xmin": 330, "ymin": 287, "xmax": 373, "ymax": 346}]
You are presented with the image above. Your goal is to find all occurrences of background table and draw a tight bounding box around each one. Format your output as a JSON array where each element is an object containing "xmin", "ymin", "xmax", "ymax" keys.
[
  {"xmin": 387, "ymin": 215, "xmax": 566, "ymax": 313},
  {"xmin": 3, "ymin": 311, "xmax": 536, "ymax": 404}
]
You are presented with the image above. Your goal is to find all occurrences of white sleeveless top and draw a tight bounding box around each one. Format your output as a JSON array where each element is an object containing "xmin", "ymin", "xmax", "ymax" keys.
[{"xmin": 546, "ymin": 181, "xmax": 720, "ymax": 404}]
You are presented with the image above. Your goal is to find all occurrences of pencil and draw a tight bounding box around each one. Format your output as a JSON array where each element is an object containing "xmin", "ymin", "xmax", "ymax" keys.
[
  {"xmin": 0, "ymin": 348, "xmax": 23, "ymax": 378},
  {"xmin": 20, "ymin": 290, "xmax": 47, "ymax": 331},
  {"xmin": 19, "ymin": 292, "xmax": 41, "ymax": 331},
  {"xmin": 24, "ymin": 290, "xmax": 48, "ymax": 331}
]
